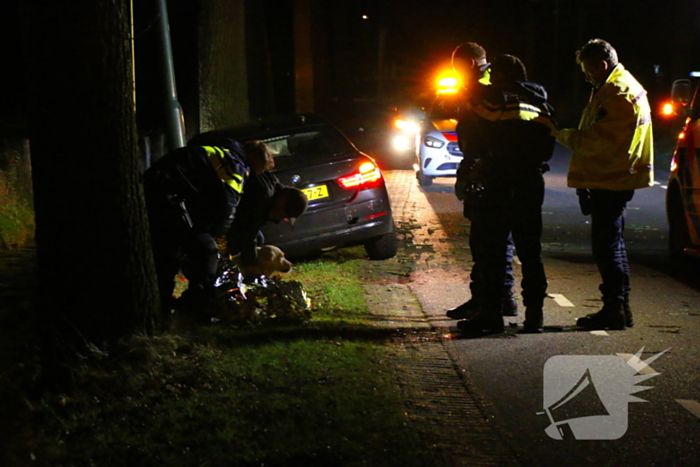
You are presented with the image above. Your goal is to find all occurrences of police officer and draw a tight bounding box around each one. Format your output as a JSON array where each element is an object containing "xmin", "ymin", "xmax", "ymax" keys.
[
  {"xmin": 455, "ymin": 55, "xmax": 556, "ymax": 335},
  {"xmin": 187, "ymin": 133, "xmax": 308, "ymax": 280},
  {"xmin": 557, "ymin": 39, "xmax": 654, "ymax": 330},
  {"xmin": 226, "ymin": 172, "xmax": 308, "ymax": 278},
  {"xmin": 446, "ymin": 42, "xmax": 518, "ymax": 321},
  {"xmin": 143, "ymin": 139, "xmax": 272, "ymax": 317}
]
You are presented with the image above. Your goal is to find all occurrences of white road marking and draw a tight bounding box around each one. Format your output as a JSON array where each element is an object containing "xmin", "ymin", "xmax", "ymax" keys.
[
  {"xmin": 549, "ymin": 293, "xmax": 575, "ymax": 307},
  {"xmin": 590, "ymin": 330, "xmax": 610, "ymax": 336},
  {"xmin": 676, "ymin": 400, "xmax": 700, "ymax": 419}
]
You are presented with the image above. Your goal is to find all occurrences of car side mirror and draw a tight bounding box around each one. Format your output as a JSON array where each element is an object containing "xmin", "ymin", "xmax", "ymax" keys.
[{"xmin": 671, "ymin": 79, "xmax": 692, "ymax": 117}]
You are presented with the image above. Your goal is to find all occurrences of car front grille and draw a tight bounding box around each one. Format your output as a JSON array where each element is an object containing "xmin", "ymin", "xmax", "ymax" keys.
[{"xmin": 436, "ymin": 163, "xmax": 459, "ymax": 171}]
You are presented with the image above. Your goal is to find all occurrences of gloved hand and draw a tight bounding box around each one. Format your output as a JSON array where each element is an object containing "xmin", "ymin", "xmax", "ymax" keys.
[
  {"xmin": 576, "ymin": 189, "xmax": 591, "ymax": 216},
  {"xmin": 454, "ymin": 179, "xmax": 469, "ymax": 202},
  {"xmin": 462, "ymin": 193, "xmax": 473, "ymax": 220}
]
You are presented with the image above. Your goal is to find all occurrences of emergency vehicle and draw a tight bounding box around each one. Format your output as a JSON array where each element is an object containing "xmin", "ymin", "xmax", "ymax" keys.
[
  {"xmin": 413, "ymin": 73, "xmax": 465, "ymax": 187},
  {"xmin": 667, "ymin": 76, "xmax": 700, "ymax": 259}
]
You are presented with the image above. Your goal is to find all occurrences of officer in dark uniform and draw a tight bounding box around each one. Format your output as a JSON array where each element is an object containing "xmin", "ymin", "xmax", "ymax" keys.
[
  {"xmin": 188, "ymin": 132, "xmax": 308, "ymax": 279},
  {"xmin": 143, "ymin": 139, "xmax": 272, "ymax": 317},
  {"xmin": 226, "ymin": 171, "xmax": 308, "ymax": 278},
  {"xmin": 446, "ymin": 42, "xmax": 519, "ymax": 320},
  {"xmin": 455, "ymin": 55, "xmax": 556, "ymax": 335}
]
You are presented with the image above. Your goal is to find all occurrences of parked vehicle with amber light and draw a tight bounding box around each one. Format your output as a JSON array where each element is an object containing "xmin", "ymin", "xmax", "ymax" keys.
[
  {"xmin": 195, "ymin": 114, "xmax": 398, "ymax": 260},
  {"xmin": 667, "ymin": 76, "xmax": 700, "ymax": 260},
  {"xmin": 414, "ymin": 72, "xmax": 465, "ymax": 187}
]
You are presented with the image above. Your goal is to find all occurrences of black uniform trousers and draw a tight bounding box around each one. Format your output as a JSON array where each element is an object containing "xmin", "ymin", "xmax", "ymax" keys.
[
  {"xmin": 146, "ymin": 196, "xmax": 220, "ymax": 311},
  {"xmin": 469, "ymin": 234, "xmax": 515, "ymax": 301},
  {"xmin": 589, "ymin": 189, "xmax": 634, "ymax": 306},
  {"xmin": 470, "ymin": 175, "xmax": 547, "ymax": 323}
]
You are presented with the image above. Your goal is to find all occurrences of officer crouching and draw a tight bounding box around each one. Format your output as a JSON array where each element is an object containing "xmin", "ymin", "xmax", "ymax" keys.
[{"xmin": 143, "ymin": 139, "xmax": 273, "ymax": 322}]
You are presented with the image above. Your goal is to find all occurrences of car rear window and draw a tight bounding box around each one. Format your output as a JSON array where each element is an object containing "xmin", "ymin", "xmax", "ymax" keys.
[{"xmin": 261, "ymin": 126, "xmax": 354, "ymax": 161}]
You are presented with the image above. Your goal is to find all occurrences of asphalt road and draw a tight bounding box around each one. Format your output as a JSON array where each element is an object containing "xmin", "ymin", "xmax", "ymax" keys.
[{"xmin": 380, "ymin": 144, "xmax": 700, "ymax": 467}]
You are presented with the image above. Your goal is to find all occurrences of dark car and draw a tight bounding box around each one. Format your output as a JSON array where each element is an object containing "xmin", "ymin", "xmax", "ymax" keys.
[{"xmin": 193, "ymin": 113, "xmax": 398, "ymax": 260}]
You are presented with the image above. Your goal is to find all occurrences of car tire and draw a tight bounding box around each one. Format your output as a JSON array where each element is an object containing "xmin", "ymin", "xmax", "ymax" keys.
[
  {"xmin": 667, "ymin": 187, "xmax": 690, "ymax": 261},
  {"xmin": 417, "ymin": 170, "xmax": 433, "ymax": 187},
  {"xmin": 364, "ymin": 227, "xmax": 398, "ymax": 260}
]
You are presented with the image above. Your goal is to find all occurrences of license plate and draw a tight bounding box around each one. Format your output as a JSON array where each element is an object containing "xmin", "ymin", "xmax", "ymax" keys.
[{"xmin": 301, "ymin": 184, "xmax": 329, "ymax": 201}]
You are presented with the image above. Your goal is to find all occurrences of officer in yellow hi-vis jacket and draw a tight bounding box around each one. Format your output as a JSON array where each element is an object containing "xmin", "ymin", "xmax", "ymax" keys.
[
  {"xmin": 557, "ymin": 39, "xmax": 654, "ymax": 331},
  {"xmin": 143, "ymin": 138, "xmax": 273, "ymax": 319},
  {"xmin": 455, "ymin": 54, "xmax": 556, "ymax": 336}
]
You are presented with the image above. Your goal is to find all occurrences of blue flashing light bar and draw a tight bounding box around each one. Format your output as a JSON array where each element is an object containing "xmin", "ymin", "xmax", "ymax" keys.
[{"xmin": 690, "ymin": 71, "xmax": 700, "ymax": 77}]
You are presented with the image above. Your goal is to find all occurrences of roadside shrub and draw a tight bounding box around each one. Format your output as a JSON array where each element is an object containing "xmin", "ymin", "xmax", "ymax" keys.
[{"xmin": 0, "ymin": 170, "xmax": 34, "ymax": 250}]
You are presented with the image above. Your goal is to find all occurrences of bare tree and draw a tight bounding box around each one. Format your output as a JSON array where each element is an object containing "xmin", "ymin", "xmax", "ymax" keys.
[{"xmin": 23, "ymin": 0, "xmax": 159, "ymax": 383}]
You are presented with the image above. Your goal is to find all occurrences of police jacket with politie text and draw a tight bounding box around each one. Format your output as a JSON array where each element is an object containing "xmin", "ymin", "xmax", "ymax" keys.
[
  {"xmin": 456, "ymin": 80, "xmax": 556, "ymax": 195},
  {"xmin": 144, "ymin": 140, "xmax": 249, "ymax": 237}
]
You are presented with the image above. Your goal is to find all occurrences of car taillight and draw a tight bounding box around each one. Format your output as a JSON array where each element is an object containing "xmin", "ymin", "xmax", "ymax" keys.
[{"xmin": 337, "ymin": 161, "xmax": 383, "ymax": 190}]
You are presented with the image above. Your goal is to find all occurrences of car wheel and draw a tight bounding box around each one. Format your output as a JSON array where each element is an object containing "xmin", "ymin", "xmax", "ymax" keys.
[
  {"xmin": 417, "ymin": 170, "xmax": 433, "ymax": 187},
  {"xmin": 364, "ymin": 227, "xmax": 398, "ymax": 260},
  {"xmin": 667, "ymin": 187, "xmax": 690, "ymax": 261}
]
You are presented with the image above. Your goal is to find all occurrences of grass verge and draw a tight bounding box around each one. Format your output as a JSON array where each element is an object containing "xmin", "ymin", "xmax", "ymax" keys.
[{"xmin": 15, "ymin": 247, "xmax": 433, "ymax": 466}]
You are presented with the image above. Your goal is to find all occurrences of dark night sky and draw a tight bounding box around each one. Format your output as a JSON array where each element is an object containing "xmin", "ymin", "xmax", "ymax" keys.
[
  {"xmin": 353, "ymin": 0, "xmax": 695, "ymax": 122},
  {"xmin": 3, "ymin": 1, "xmax": 700, "ymax": 133}
]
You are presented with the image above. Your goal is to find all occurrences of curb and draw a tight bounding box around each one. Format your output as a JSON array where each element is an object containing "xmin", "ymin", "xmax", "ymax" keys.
[{"xmin": 362, "ymin": 170, "xmax": 521, "ymax": 466}]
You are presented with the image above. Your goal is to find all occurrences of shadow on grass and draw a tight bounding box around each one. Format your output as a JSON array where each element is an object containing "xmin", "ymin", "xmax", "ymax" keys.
[{"xmin": 184, "ymin": 317, "xmax": 438, "ymax": 351}]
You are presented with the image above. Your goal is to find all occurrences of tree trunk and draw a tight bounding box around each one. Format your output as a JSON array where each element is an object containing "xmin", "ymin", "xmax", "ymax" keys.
[
  {"xmin": 23, "ymin": 0, "xmax": 159, "ymax": 375},
  {"xmin": 198, "ymin": 0, "xmax": 249, "ymax": 132}
]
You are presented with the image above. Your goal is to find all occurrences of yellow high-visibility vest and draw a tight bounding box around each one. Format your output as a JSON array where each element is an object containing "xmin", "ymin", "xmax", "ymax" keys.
[{"xmin": 558, "ymin": 64, "xmax": 654, "ymax": 190}]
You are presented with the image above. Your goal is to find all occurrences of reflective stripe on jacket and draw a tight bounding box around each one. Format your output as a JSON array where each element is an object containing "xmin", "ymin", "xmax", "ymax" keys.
[
  {"xmin": 474, "ymin": 91, "xmax": 556, "ymax": 134},
  {"xmin": 201, "ymin": 146, "xmax": 247, "ymax": 195},
  {"xmin": 458, "ymin": 81, "xmax": 556, "ymax": 188},
  {"xmin": 558, "ymin": 64, "xmax": 654, "ymax": 190}
]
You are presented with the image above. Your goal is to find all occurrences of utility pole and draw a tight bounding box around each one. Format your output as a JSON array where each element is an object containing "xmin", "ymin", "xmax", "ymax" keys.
[{"xmin": 155, "ymin": 0, "xmax": 186, "ymax": 151}]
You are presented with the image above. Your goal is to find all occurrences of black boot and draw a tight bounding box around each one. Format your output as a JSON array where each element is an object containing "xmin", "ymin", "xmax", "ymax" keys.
[
  {"xmin": 623, "ymin": 294, "xmax": 634, "ymax": 328},
  {"xmin": 576, "ymin": 302, "xmax": 626, "ymax": 330},
  {"xmin": 446, "ymin": 299, "xmax": 481, "ymax": 320},
  {"xmin": 501, "ymin": 296, "xmax": 519, "ymax": 317},
  {"xmin": 457, "ymin": 311, "xmax": 504, "ymax": 336},
  {"xmin": 521, "ymin": 308, "xmax": 543, "ymax": 333}
]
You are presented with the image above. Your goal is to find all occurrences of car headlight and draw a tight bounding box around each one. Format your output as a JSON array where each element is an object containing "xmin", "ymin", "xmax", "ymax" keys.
[
  {"xmin": 392, "ymin": 134, "xmax": 412, "ymax": 151},
  {"xmin": 424, "ymin": 135, "xmax": 445, "ymax": 148},
  {"xmin": 394, "ymin": 118, "xmax": 419, "ymax": 135}
]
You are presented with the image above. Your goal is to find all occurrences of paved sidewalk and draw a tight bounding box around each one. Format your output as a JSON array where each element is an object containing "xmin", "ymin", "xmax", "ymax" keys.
[{"xmin": 363, "ymin": 169, "xmax": 521, "ymax": 466}]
